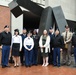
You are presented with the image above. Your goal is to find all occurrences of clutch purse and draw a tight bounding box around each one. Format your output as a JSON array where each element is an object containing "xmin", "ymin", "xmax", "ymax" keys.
[{"xmin": 65, "ymin": 44, "xmax": 68, "ymax": 49}]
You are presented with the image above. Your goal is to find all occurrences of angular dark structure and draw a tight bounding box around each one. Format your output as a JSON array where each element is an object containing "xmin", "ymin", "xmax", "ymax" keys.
[
  {"xmin": 53, "ymin": 6, "xmax": 67, "ymax": 33},
  {"xmin": 9, "ymin": 0, "xmax": 44, "ymax": 18},
  {"xmin": 8, "ymin": 1, "xmax": 23, "ymax": 17},
  {"xmin": 8, "ymin": 0, "xmax": 67, "ymax": 35},
  {"xmin": 38, "ymin": 6, "xmax": 54, "ymax": 36},
  {"xmin": 17, "ymin": 0, "xmax": 44, "ymax": 16}
]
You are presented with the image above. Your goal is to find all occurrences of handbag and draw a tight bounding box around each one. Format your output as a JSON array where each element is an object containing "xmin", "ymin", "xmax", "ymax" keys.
[{"xmin": 65, "ymin": 44, "xmax": 68, "ymax": 49}]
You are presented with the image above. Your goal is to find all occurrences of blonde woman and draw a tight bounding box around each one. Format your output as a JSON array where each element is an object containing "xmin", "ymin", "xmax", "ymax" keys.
[{"xmin": 39, "ymin": 30, "xmax": 50, "ymax": 66}]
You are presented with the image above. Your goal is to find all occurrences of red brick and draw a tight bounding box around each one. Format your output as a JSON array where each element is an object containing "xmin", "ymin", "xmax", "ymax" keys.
[{"xmin": 0, "ymin": 6, "xmax": 11, "ymax": 32}]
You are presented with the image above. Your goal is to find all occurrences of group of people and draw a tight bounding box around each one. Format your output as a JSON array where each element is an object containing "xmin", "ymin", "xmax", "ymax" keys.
[
  {"xmin": 0, "ymin": 25, "xmax": 76, "ymax": 68},
  {"xmin": 0, "ymin": 25, "xmax": 39, "ymax": 68}
]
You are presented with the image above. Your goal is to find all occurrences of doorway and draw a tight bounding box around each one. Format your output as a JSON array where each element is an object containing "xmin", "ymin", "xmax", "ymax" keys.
[{"xmin": 23, "ymin": 11, "xmax": 40, "ymax": 31}]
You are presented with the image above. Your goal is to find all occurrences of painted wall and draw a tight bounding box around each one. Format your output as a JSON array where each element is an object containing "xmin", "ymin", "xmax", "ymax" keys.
[{"xmin": 11, "ymin": 13, "xmax": 23, "ymax": 35}]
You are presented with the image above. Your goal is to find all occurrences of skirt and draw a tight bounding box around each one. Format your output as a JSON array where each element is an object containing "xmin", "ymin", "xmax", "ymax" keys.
[
  {"xmin": 12, "ymin": 43, "xmax": 20, "ymax": 56},
  {"xmin": 41, "ymin": 48, "xmax": 48, "ymax": 57}
]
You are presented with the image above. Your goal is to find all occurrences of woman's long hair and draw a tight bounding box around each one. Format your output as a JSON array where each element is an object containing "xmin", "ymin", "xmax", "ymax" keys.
[{"xmin": 43, "ymin": 30, "xmax": 48, "ymax": 37}]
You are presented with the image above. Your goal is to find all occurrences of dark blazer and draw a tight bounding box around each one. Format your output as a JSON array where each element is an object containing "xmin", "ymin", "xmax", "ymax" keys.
[
  {"xmin": 72, "ymin": 33, "xmax": 76, "ymax": 47},
  {"xmin": 52, "ymin": 34, "xmax": 64, "ymax": 48},
  {"xmin": 0, "ymin": 31, "xmax": 12, "ymax": 46},
  {"xmin": 20, "ymin": 34, "xmax": 27, "ymax": 46},
  {"xmin": 49, "ymin": 33, "xmax": 54, "ymax": 47},
  {"xmin": 32, "ymin": 35, "xmax": 39, "ymax": 49}
]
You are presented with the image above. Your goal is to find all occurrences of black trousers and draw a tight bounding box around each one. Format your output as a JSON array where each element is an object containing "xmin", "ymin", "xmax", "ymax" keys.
[
  {"xmin": 49, "ymin": 47, "xmax": 53, "ymax": 64},
  {"xmin": 20, "ymin": 46, "xmax": 25, "ymax": 65}
]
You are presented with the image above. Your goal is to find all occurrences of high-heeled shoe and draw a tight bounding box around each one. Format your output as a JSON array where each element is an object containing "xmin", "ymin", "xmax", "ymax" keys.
[
  {"xmin": 42, "ymin": 64, "xmax": 45, "ymax": 66},
  {"xmin": 45, "ymin": 63, "xmax": 49, "ymax": 67},
  {"xmin": 14, "ymin": 65, "xmax": 17, "ymax": 68},
  {"xmin": 16, "ymin": 64, "xmax": 19, "ymax": 67}
]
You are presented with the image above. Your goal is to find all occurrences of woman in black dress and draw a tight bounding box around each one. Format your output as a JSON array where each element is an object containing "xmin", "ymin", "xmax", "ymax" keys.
[{"xmin": 11, "ymin": 29, "xmax": 22, "ymax": 67}]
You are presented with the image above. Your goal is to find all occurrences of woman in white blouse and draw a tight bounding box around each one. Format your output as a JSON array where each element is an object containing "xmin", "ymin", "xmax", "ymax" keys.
[
  {"xmin": 11, "ymin": 29, "xmax": 22, "ymax": 67},
  {"xmin": 24, "ymin": 32, "xmax": 34, "ymax": 67}
]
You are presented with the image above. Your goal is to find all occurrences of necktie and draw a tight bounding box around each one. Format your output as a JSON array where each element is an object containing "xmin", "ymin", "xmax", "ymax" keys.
[{"xmin": 65, "ymin": 32, "xmax": 67, "ymax": 41}]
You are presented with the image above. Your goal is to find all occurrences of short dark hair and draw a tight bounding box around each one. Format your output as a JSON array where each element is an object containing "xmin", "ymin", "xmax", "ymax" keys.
[
  {"xmin": 65, "ymin": 25, "xmax": 69, "ymax": 28},
  {"xmin": 14, "ymin": 29, "xmax": 19, "ymax": 35},
  {"xmin": 4, "ymin": 25, "xmax": 9, "ymax": 28},
  {"xmin": 49, "ymin": 27, "xmax": 53, "ymax": 30}
]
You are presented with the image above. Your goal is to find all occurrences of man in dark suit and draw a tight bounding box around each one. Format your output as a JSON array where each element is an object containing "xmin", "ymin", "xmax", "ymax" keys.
[
  {"xmin": 72, "ymin": 31, "xmax": 76, "ymax": 67},
  {"xmin": 52, "ymin": 29, "xmax": 64, "ymax": 67},
  {"xmin": 49, "ymin": 27, "xmax": 54, "ymax": 64},
  {"xmin": 20, "ymin": 28, "xmax": 27, "ymax": 66},
  {"xmin": 32, "ymin": 29, "xmax": 39, "ymax": 65},
  {"xmin": 0, "ymin": 25, "xmax": 12, "ymax": 68}
]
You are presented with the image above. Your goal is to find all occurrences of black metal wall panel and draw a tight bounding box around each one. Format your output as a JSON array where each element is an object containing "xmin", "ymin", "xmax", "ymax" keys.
[
  {"xmin": 17, "ymin": 0, "xmax": 44, "ymax": 16},
  {"xmin": 8, "ymin": 1, "xmax": 23, "ymax": 17},
  {"xmin": 38, "ymin": 6, "xmax": 54, "ymax": 36},
  {"xmin": 53, "ymin": 6, "xmax": 67, "ymax": 33}
]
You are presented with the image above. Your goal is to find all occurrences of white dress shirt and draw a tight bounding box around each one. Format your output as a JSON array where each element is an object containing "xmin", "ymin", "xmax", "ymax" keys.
[
  {"xmin": 24, "ymin": 37, "xmax": 34, "ymax": 51},
  {"xmin": 11, "ymin": 35, "xmax": 22, "ymax": 50}
]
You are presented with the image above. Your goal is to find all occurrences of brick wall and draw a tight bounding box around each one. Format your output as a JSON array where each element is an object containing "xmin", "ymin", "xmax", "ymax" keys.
[{"xmin": 0, "ymin": 6, "xmax": 11, "ymax": 32}]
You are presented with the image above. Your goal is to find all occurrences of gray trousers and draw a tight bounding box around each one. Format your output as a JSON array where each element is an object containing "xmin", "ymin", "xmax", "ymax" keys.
[{"xmin": 62, "ymin": 43, "xmax": 72, "ymax": 64}]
